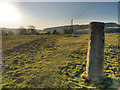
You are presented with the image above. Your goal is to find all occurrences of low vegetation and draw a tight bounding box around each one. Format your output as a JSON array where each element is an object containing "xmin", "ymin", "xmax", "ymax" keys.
[{"xmin": 2, "ymin": 33, "xmax": 119, "ymax": 88}]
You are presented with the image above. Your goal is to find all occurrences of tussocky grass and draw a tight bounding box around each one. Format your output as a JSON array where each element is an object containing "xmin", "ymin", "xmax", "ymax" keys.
[{"xmin": 2, "ymin": 33, "xmax": 119, "ymax": 88}]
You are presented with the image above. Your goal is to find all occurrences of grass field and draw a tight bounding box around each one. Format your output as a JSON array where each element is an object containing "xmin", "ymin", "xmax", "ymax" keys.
[
  {"xmin": 75, "ymin": 27, "xmax": 120, "ymax": 34},
  {"xmin": 2, "ymin": 33, "xmax": 120, "ymax": 88}
]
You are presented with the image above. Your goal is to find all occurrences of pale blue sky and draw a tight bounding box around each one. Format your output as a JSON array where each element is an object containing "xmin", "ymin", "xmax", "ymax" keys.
[{"xmin": 1, "ymin": 2, "xmax": 118, "ymax": 29}]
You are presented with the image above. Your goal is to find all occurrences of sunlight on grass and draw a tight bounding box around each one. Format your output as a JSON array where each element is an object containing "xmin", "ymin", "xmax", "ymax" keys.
[{"xmin": 2, "ymin": 33, "xmax": 119, "ymax": 88}]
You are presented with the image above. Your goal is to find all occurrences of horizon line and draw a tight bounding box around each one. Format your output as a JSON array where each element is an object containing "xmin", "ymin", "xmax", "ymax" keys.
[{"xmin": 1, "ymin": 21, "xmax": 119, "ymax": 30}]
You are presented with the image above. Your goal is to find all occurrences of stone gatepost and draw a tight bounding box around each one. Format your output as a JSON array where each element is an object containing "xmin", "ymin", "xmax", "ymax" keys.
[
  {"xmin": 80, "ymin": 22, "xmax": 118, "ymax": 88},
  {"xmin": 86, "ymin": 22, "xmax": 105, "ymax": 78}
]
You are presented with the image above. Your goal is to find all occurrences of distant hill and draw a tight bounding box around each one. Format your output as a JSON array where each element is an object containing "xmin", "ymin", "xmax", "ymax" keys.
[
  {"xmin": 105, "ymin": 22, "xmax": 118, "ymax": 27},
  {"xmin": 43, "ymin": 24, "xmax": 88, "ymax": 33},
  {"xmin": 42, "ymin": 22, "xmax": 120, "ymax": 34},
  {"xmin": 74, "ymin": 27, "xmax": 120, "ymax": 35}
]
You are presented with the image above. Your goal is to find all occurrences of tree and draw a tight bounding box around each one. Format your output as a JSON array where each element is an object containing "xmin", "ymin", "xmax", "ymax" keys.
[
  {"xmin": 52, "ymin": 30, "xmax": 57, "ymax": 34},
  {"xmin": 28, "ymin": 25, "xmax": 37, "ymax": 35}
]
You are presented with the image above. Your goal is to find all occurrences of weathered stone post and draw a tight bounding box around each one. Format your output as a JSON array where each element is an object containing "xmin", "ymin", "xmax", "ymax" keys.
[
  {"xmin": 80, "ymin": 22, "xmax": 118, "ymax": 88},
  {"xmin": 86, "ymin": 22, "xmax": 105, "ymax": 78}
]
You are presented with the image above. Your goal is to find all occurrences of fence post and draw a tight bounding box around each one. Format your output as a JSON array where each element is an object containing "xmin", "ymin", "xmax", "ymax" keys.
[{"xmin": 86, "ymin": 22, "xmax": 105, "ymax": 78}]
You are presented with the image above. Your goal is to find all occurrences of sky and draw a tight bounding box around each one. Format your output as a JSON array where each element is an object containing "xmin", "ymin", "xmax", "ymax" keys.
[{"xmin": 0, "ymin": 2, "xmax": 118, "ymax": 30}]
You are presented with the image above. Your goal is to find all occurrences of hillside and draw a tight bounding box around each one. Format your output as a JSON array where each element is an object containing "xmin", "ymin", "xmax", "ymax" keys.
[
  {"xmin": 2, "ymin": 34, "xmax": 119, "ymax": 88},
  {"xmin": 42, "ymin": 22, "xmax": 119, "ymax": 33},
  {"xmin": 43, "ymin": 24, "xmax": 88, "ymax": 32},
  {"xmin": 74, "ymin": 27, "xmax": 120, "ymax": 34}
]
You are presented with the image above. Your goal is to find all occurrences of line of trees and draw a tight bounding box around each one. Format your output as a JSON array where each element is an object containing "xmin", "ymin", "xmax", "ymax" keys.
[
  {"xmin": 44, "ymin": 28, "xmax": 74, "ymax": 35},
  {"xmin": 44, "ymin": 30, "xmax": 60, "ymax": 35},
  {"xmin": 2, "ymin": 25, "xmax": 39, "ymax": 35},
  {"xmin": 2, "ymin": 25, "xmax": 74, "ymax": 35},
  {"xmin": 19, "ymin": 25, "xmax": 39, "ymax": 35}
]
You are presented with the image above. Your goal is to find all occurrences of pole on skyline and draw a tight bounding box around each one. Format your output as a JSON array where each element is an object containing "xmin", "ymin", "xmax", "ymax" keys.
[
  {"xmin": 71, "ymin": 19, "xmax": 73, "ymax": 33},
  {"xmin": 71, "ymin": 19, "xmax": 73, "ymax": 26}
]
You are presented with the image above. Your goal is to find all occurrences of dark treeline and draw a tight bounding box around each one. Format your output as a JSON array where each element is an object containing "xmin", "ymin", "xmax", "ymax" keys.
[
  {"xmin": 2, "ymin": 25, "xmax": 74, "ymax": 35},
  {"xmin": 2, "ymin": 25, "xmax": 39, "ymax": 35}
]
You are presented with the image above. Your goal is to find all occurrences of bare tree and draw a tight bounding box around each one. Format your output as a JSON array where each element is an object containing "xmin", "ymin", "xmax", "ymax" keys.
[{"xmin": 28, "ymin": 25, "xmax": 37, "ymax": 35}]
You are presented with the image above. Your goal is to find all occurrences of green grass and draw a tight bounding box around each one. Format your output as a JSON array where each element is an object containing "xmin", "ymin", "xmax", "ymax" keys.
[
  {"xmin": 2, "ymin": 33, "xmax": 120, "ymax": 88},
  {"xmin": 75, "ymin": 27, "xmax": 120, "ymax": 34},
  {"xmin": 2, "ymin": 35, "xmax": 46, "ymax": 51},
  {"xmin": 77, "ymin": 28, "xmax": 89, "ymax": 31},
  {"xmin": 106, "ymin": 27, "xmax": 120, "ymax": 29}
]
